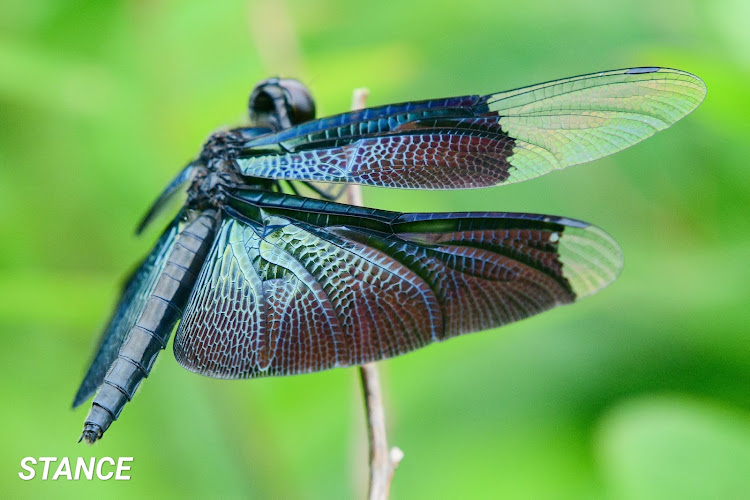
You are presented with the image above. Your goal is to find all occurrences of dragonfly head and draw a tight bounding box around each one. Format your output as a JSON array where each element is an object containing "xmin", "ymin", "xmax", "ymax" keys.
[{"xmin": 249, "ymin": 78, "xmax": 316, "ymax": 131}]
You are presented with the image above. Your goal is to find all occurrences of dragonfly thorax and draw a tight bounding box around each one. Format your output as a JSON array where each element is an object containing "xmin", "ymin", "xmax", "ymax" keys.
[
  {"xmin": 186, "ymin": 166, "xmax": 238, "ymax": 210},
  {"xmin": 199, "ymin": 129, "xmax": 245, "ymax": 164}
]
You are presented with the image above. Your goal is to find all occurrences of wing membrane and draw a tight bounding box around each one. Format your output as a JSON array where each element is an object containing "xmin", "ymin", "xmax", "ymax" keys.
[
  {"xmin": 72, "ymin": 217, "xmax": 181, "ymax": 407},
  {"xmin": 236, "ymin": 67, "xmax": 705, "ymax": 189},
  {"xmin": 488, "ymin": 67, "xmax": 706, "ymax": 182},
  {"xmin": 173, "ymin": 192, "xmax": 622, "ymax": 378}
]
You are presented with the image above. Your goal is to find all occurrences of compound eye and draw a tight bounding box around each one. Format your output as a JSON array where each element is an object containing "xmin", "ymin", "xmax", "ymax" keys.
[
  {"xmin": 249, "ymin": 87, "xmax": 276, "ymax": 117},
  {"xmin": 279, "ymin": 79, "xmax": 315, "ymax": 125},
  {"xmin": 248, "ymin": 78, "xmax": 315, "ymax": 130}
]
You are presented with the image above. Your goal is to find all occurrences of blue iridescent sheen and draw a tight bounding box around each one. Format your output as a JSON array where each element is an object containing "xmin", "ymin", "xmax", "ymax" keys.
[{"xmin": 74, "ymin": 67, "xmax": 704, "ymax": 443}]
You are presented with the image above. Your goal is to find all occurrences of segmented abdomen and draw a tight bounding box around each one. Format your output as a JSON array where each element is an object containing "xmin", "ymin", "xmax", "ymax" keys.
[{"xmin": 81, "ymin": 210, "xmax": 217, "ymax": 443}]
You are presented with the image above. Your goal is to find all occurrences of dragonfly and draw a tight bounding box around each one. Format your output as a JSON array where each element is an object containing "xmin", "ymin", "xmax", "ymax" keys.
[{"xmin": 73, "ymin": 67, "xmax": 705, "ymax": 443}]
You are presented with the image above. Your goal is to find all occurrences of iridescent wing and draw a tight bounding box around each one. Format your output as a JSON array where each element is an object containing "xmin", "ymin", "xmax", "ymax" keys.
[
  {"xmin": 72, "ymin": 217, "xmax": 181, "ymax": 407},
  {"xmin": 236, "ymin": 67, "xmax": 705, "ymax": 189},
  {"xmin": 172, "ymin": 192, "xmax": 622, "ymax": 378},
  {"xmin": 135, "ymin": 164, "xmax": 195, "ymax": 235}
]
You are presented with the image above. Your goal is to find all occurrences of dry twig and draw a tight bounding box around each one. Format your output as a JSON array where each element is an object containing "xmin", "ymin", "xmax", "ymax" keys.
[{"xmin": 347, "ymin": 88, "xmax": 404, "ymax": 500}]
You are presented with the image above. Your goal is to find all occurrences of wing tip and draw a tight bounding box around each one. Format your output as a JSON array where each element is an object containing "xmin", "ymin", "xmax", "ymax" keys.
[
  {"xmin": 559, "ymin": 223, "xmax": 624, "ymax": 300},
  {"xmin": 625, "ymin": 66, "xmax": 707, "ymax": 106},
  {"xmin": 72, "ymin": 380, "xmax": 96, "ymax": 409}
]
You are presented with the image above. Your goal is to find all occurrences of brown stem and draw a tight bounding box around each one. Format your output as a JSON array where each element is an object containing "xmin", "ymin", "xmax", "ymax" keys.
[{"xmin": 347, "ymin": 88, "xmax": 403, "ymax": 500}]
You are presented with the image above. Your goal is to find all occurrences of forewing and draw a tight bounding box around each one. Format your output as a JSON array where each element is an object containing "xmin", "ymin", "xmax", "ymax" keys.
[
  {"xmin": 72, "ymin": 218, "xmax": 180, "ymax": 407},
  {"xmin": 236, "ymin": 67, "xmax": 705, "ymax": 189},
  {"xmin": 173, "ymin": 196, "xmax": 622, "ymax": 379},
  {"xmin": 487, "ymin": 67, "xmax": 706, "ymax": 183}
]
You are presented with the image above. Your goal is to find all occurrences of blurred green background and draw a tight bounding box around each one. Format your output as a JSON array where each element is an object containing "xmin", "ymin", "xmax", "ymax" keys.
[{"xmin": 1, "ymin": 0, "xmax": 749, "ymax": 498}]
